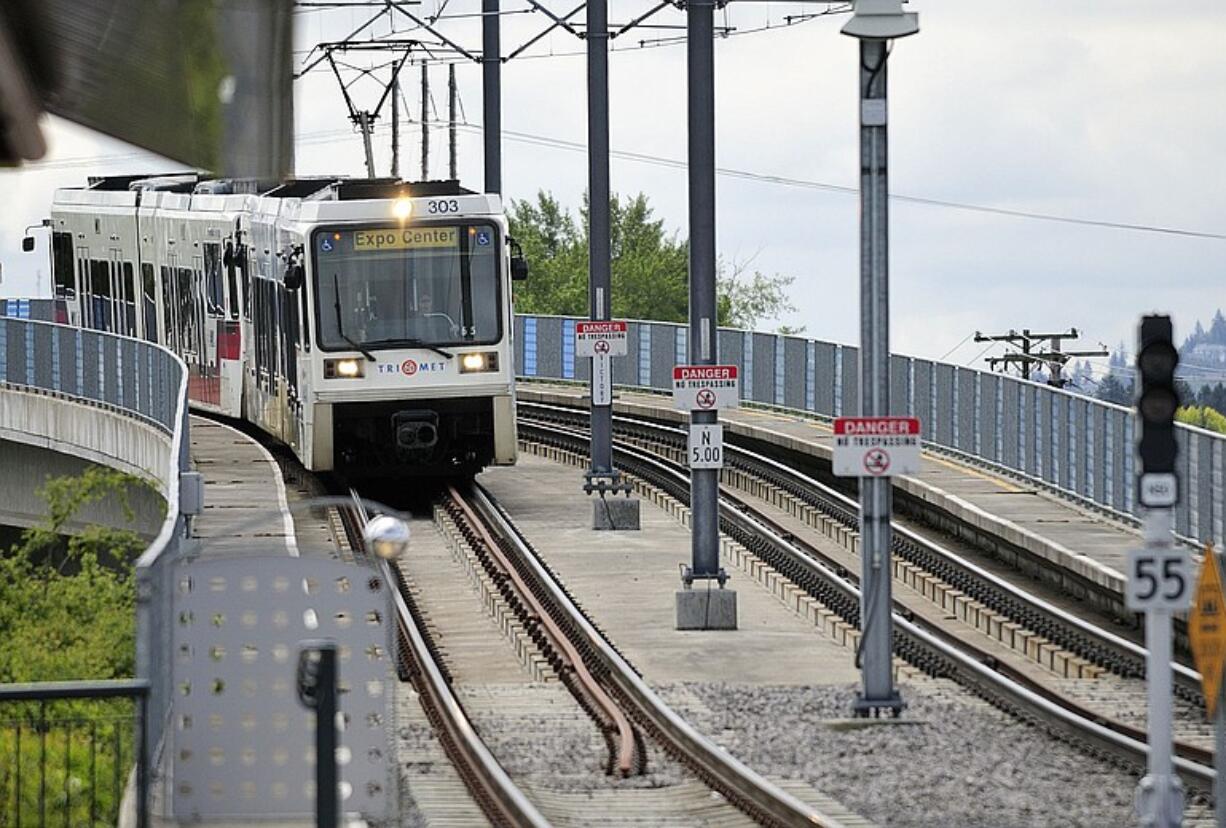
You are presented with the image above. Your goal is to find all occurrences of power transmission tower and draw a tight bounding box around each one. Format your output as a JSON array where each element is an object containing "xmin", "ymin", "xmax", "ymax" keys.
[{"xmin": 974, "ymin": 328, "xmax": 1108, "ymax": 387}]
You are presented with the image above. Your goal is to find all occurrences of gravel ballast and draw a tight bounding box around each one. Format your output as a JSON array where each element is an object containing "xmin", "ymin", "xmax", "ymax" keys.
[{"xmin": 658, "ymin": 679, "xmax": 1174, "ymax": 828}]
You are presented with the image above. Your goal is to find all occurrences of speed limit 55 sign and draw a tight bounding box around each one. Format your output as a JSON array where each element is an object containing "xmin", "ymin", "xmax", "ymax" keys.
[{"xmin": 1126, "ymin": 548, "xmax": 1193, "ymax": 612}]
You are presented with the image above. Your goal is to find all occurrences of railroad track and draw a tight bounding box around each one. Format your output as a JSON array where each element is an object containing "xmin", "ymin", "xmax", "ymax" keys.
[
  {"xmin": 339, "ymin": 485, "xmax": 849, "ymax": 826},
  {"xmin": 515, "ymin": 401, "xmax": 1218, "ymax": 795},
  {"xmin": 336, "ymin": 490, "xmax": 549, "ymax": 827}
]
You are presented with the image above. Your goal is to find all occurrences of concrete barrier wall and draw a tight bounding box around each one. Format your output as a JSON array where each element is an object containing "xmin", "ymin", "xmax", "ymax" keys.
[{"xmin": 514, "ymin": 313, "xmax": 1225, "ymax": 550}]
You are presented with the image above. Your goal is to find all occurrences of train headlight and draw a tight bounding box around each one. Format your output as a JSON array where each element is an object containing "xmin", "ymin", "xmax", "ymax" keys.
[
  {"xmin": 325, "ymin": 358, "xmax": 365, "ymax": 379},
  {"xmin": 392, "ymin": 198, "xmax": 412, "ymax": 221},
  {"xmin": 459, "ymin": 351, "xmax": 499, "ymax": 373}
]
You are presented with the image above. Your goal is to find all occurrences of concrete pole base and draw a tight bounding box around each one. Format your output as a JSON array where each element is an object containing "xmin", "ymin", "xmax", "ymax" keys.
[
  {"xmin": 592, "ymin": 497, "xmax": 641, "ymax": 531},
  {"xmin": 675, "ymin": 588, "xmax": 737, "ymax": 630}
]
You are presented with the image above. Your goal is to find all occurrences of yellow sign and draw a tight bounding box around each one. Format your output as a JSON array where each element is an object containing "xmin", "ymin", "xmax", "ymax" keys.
[
  {"xmin": 353, "ymin": 226, "xmax": 458, "ymax": 252},
  {"xmin": 1189, "ymin": 544, "xmax": 1226, "ymax": 717}
]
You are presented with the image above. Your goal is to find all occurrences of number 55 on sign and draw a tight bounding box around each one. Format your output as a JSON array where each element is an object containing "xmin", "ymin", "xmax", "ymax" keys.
[{"xmin": 1126, "ymin": 548, "xmax": 1193, "ymax": 612}]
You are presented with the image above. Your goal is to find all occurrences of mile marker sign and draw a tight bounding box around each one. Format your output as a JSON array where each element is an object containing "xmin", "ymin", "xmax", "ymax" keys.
[
  {"xmin": 672, "ymin": 365, "xmax": 739, "ymax": 411},
  {"xmin": 832, "ymin": 416, "xmax": 921, "ymax": 478},
  {"xmin": 576, "ymin": 321, "xmax": 628, "ymax": 357}
]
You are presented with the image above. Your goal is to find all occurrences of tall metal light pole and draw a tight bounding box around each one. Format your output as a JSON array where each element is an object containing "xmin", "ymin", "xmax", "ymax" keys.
[
  {"xmin": 482, "ymin": 0, "xmax": 502, "ymax": 193},
  {"xmin": 842, "ymin": 0, "xmax": 917, "ymax": 715}
]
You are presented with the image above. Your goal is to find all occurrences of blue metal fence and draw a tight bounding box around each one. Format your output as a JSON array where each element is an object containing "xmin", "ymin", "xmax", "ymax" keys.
[{"xmin": 513, "ymin": 314, "xmax": 1226, "ymax": 550}]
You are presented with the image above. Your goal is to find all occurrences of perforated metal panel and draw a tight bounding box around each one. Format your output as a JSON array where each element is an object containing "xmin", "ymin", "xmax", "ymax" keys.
[{"xmin": 171, "ymin": 555, "xmax": 396, "ymax": 822}]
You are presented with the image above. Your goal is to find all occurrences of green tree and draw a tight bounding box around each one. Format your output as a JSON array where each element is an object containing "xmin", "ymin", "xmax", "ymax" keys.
[
  {"xmin": 509, "ymin": 190, "xmax": 800, "ymax": 332},
  {"xmin": 0, "ymin": 467, "xmax": 153, "ymax": 683},
  {"xmin": 1095, "ymin": 374, "xmax": 1132, "ymax": 406}
]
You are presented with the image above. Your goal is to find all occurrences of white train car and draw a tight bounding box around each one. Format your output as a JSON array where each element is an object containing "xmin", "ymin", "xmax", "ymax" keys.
[{"xmin": 41, "ymin": 174, "xmax": 525, "ymax": 479}]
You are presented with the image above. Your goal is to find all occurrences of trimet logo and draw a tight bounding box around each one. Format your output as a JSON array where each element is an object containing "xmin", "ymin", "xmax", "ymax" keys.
[{"xmin": 401, "ymin": 359, "xmax": 418, "ymax": 376}]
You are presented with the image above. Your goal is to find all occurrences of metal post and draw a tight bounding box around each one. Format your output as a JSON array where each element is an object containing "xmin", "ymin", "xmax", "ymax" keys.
[
  {"xmin": 357, "ymin": 111, "xmax": 376, "ymax": 179},
  {"xmin": 853, "ymin": 37, "xmax": 903, "ymax": 716},
  {"xmin": 137, "ymin": 694, "xmax": 149, "ymax": 828},
  {"xmin": 1216, "ymin": 676, "xmax": 1225, "ymax": 828},
  {"xmin": 316, "ymin": 644, "xmax": 339, "ymax": 828},
  {"xmin": 448, "ymin": 63, "xmax": 458, "ymax": 180},
  {"xmin": 686, "ymin": 0, "xmax": 722, "ymax": 581},
  {"xmin": 1137, "ymin": 507, "xmax": 1184, "ymax": 827},
  {"xmin": 421, "ymin": 63, "xmax": 430, "ymax": 180},
  {"xmin": 587, "ymin": 0, "xmax": 613, "ymax": 479},
  {"xmin": 482, "ymin": 0, "xmax": 502, "ymax": 194},
  {"xmin": 391, "ymin": 67, "xmax": 400, "ymax": 179}
]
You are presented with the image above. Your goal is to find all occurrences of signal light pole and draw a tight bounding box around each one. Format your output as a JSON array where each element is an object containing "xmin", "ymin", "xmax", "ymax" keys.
[
  {"xmin": 1130, "ymin": 314, "xmax": 1189, "ymax": 828},
  {"xmin": 842, "ymin": 0, "xmax": 917, "ymax": 717}
]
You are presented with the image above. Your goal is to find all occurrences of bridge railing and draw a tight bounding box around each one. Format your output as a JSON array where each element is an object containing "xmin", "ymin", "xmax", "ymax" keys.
[
  {"xmin": 0, "ymin": 315, "xmax": 190, "ymax": 814},
  {"xmin": 513, "ymin": 314, "xmax": 1225, "ymax": 552}
]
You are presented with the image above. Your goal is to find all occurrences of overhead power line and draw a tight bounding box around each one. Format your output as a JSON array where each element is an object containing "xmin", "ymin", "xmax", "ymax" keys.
[{"xmin": 431, "ymin": 119, "xmax": 1226, "ymax": 241}]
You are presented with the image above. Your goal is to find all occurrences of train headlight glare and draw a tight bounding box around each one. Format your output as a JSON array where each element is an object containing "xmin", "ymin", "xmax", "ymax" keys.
[
  {"xmin": 392, "ymin": 198, "xmax": 412, "ymax": 221},
  {"xmin": 459, "ymin": 352, "xmax": 499, "ymax": 373},
  {"xmin": 325, "ymin": 358, "xmax": 365, "ymax": 379}
]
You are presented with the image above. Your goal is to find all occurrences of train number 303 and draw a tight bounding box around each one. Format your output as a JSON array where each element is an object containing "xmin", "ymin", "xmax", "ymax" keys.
[{"xmin": 426, "ymin": 199, "xmax": 461, "ymax": 214}]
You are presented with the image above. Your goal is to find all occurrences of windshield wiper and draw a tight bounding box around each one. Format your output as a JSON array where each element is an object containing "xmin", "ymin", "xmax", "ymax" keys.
[
  {"xmin": 333, "ymin": 273, "xmax": 375, "ymax": 362},
  {"xmin": 365, "ymin": 337, "xmax": 454, "ymax": 361}
]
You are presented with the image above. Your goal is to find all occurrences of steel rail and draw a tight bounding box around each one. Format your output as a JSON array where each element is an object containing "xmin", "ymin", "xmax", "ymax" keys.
[
  {"xmin": 343, "ymin": 491, "xmax": 549, "ymax": 828},
  {"xmin": 466, "ymin": 483, "xmax": 846, "ymax": 828},
  {"xmin": 445, "ymin": 485, "xmax": 639, "ymax": 777},
  {"xmin": 519, "ymin": 399, "xmax": 1204, "ymax": 699},
  {"xmin": 515, "ymin": 415, "xmax": 1218, "ymax": 792}
]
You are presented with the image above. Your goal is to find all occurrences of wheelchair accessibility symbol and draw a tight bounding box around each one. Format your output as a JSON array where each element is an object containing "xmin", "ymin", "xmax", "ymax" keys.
[
  {"xmin": 476, "ymin": 230, "xmax": 491, "ymax": 246},
  {"xmin": 320, "ymin": 237, "xmax": 334, "ymax": 252}
]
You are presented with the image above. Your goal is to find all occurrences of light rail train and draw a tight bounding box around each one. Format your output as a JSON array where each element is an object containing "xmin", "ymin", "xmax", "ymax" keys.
[{"xmin": 31, "ymin": 174, "xmax": 526, "ymax": 478}]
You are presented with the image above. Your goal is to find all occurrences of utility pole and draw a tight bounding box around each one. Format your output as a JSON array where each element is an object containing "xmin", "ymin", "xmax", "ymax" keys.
[
  {"xmin": 420, "ymin": 63, "xmax": 430, "ymax": 180},
  {"xmin": 671, "ymin": 0, "xmax": 736, "ymax": 630},
  {"xmin": 448, "ymin": 63, "xmax": 458, "ymax": 180},
  {"xmin": 581, "ymin": 0, "xmax": 637, "ymax": 527},
  {"xmin": 357, "ymin": 111, "xmax": 376, "ymax": 178},
  {"xmin": 842, "ymin": 0, "xmax": 917, "ymax": 717},
  {"xmin": 975, "ymin": 328, "xmax": 1108, "ymax": 386},
  {"xmin": 482, "ymin": 0, "xmax": 501, "ymax": 193},
  {"xmin": 391, "ymin": 63, "xmax": 400, "ymax": 178}
]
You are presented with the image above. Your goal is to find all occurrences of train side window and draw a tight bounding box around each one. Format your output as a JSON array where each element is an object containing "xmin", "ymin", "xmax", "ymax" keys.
[
  {"xmin": 142, "ymin": 263, "xmax": 158, "ymax": 343},
  {"xmin": 204, "ymin": 242, "xmax": 223, "ymax": 317},
  {"xmin": 90, "ymin": 259, "xmax": 111, "ymax": 331},
  {"xmin": 298, "ymin": 284, "xmax": 310, "ymax": 352},
  {"xmin": 280, "ymin": 285, "xmax": 298, "ymax": 394},
  {"xmin": 241, "ymin": 248, "xmax": 252, "ymax": 321},
  {"xmin": 225, "ymin": 244, "xmax": 240, "ymax": 321},
  {"xmin": 177, "ymin": 267, "xmax": 195, "ymax": 356},
  {"xmin": 161, "ymin": 265, "xmax": 175, "ymax": 351},
  {"xmin": 52, "ymin": 233, "xmax": 74, "ymax": 299},
  {"xmin": 122, "ymin": 262, "xmax": 137, "ymax": 337}
]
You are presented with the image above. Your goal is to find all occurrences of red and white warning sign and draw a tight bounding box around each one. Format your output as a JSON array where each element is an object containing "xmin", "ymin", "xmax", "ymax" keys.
[
  {"xmin": 672, "ymin": 365, "xmax": 740, "ymax": 411},
  {"xmin": 832, "ymin": 416, "xmax": 921, "ymax": 478},
  {"xmin": 576, "ymin": 320, "xmax": 628, "ymax": 357}
]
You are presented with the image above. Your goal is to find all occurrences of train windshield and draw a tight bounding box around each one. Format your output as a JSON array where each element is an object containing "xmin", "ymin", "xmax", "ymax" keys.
[{"xmin": 313, "ymin": 222, "xmax": 501, "ymax": 351}]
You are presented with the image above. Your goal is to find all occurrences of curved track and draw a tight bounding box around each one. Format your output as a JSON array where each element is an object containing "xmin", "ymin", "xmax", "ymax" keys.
[{"xmin": 515, "ymin": 401, "xmax": 1217, "ymax": 794}]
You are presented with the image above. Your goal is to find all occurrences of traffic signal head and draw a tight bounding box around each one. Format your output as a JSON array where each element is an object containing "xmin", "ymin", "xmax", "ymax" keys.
[{"xmin": 1136, "ymin": 314, "xmax": 1180, "ymax": 479}]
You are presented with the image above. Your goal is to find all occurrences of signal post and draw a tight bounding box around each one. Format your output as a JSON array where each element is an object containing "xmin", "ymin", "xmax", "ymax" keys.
[{"xmin": 1129, "ymin": 315, "xmax": 1190, "ymax": 827}]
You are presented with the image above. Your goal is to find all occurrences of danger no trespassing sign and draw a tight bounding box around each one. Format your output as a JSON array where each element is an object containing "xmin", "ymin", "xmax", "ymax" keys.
[{"xmin": 832, "ymin": 416, "xmax": 922, "ymax": 478}]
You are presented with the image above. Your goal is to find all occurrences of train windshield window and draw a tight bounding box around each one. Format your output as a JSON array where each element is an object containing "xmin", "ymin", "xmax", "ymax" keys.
[{"xmin": 312, "ymin": 223, "xmax": 501, "ymax": 352}]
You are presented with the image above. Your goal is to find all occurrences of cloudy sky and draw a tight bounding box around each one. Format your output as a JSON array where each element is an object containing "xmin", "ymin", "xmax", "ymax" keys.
[{"xmin": 3, "ymin": 0, "xmax": 1223, "ymax": 374}]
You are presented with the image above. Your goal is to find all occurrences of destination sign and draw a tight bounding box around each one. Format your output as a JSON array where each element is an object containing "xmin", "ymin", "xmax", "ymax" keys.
[{"xmin": 353, "ymin": 226, "xmax": 458, "ymax": 252}]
